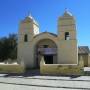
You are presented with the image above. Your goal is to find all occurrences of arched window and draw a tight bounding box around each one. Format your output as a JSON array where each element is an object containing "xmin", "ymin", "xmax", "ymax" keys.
[
  {"xmin": 65, "ymin": 32, "xmax": 70, "ymax": 40},
  {"xmin": 24, "ymin": 34, "xmax": 28, "ymax": 42}
]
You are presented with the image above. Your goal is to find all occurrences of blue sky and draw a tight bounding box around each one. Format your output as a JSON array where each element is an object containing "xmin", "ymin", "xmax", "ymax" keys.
[{"xmin": 0, "ymin": 0, "xmax": 90, "ymax": 47}]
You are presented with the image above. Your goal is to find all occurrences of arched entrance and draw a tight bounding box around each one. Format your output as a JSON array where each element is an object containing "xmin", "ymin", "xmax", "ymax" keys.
[{"xmin": 35, "ymin": 39, "xmax": 57, "ymax": 68}]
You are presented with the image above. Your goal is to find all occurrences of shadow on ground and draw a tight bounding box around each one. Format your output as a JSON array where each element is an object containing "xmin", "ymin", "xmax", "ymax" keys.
[
  {"xmin": 2, "ymin": 69, "xmax": 40, "ymax": 77},
  {"xmin": 0, "ymin": 69, "xmax": 82, "ymax": 79}
]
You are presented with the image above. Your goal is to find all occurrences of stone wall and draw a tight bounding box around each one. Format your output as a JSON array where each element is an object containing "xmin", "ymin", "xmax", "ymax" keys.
[
  {"xmin": 40, "ymin": 57, "xmax": 84, "ymax": 75},
  {"xmin": 0, "ymin": 64, "xmax": 25, "ymax": 73},
  {"xmin": 88, "ymin": 55, "xmax": 90, "ymax": 67}
]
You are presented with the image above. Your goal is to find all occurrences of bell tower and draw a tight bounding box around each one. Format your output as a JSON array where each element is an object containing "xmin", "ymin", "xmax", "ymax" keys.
[
  {"xmin": 57, "ymin": 10, "xmax": 78, "ymax": 64},
  {"xmin": 19, "ymin": 15, "xmax": 39, "ymax": 42},
  {"xmin": 18, "ymin": 14, "xmax": 39, "ymax": 68}
]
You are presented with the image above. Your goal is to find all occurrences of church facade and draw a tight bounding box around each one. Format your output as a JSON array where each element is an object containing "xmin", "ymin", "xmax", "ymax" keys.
[{"xmin": 18, "ymin": 10, "xmax": 90, "ymax": 69}]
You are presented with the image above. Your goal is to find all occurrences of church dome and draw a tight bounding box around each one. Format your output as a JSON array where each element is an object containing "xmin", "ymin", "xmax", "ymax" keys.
[
  {"xmin": 63, "ymin": 9, "xmax": 73, "ymax": 17},
  {"xmin": 27, "ymin": 13, "xmax": 33, "ymax": 20},
  {"xmin": 23, "ymin": 13, "xmax": 39, "ymax": 25}
]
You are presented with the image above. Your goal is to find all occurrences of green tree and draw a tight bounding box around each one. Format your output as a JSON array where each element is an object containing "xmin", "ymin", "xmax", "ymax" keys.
[
  {"xmin": 8, "ymin": 34, "xmax": 17, "ymax": 60},
  {"xmin": 0, "ymin": 34, "xmax": 17, "ymax": 62}
]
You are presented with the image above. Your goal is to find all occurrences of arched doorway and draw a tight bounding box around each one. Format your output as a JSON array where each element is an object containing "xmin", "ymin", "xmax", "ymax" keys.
[{"xmin": 35, "ymin": 39, "xmax": 57, "ymax": 68}]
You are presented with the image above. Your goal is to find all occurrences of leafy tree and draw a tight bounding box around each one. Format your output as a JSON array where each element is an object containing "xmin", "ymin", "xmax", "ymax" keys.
[
  {"xmin": 0, "ymin": 37, "xmax": 9, "ymax": 61},
  {"xmin": 8, "ymin": 34, "xmax": 17, "ymax": 60},
  {"xmin": 0, "ymin": 34, "xmax": 17, "ymax": 62}
]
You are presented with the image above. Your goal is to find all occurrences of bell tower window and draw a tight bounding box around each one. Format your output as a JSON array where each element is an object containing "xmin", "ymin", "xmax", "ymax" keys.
[
  {"xmin": 65, "ymin": 32, "xmax": 70, "ymax": 40},
  {"xmin": 24, "ymin": 34, "xmax": 28, "ymax": 42}
]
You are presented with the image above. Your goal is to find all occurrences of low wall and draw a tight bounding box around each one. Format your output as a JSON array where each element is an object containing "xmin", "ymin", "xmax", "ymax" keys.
[
  {"xmin": 0, "ymin": 64, "xmax": 25, "ymax": 73},
  {"xmin": 88, "ymin": 55, "xmax": 90, "ymax": 67},
  {"xmin": 40, "ymin": 57, "xmax": 84, "ymax": 75}
]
